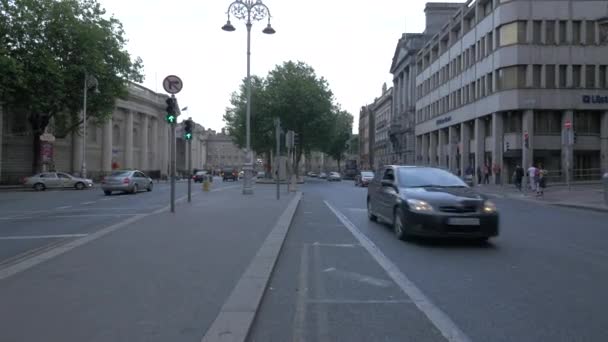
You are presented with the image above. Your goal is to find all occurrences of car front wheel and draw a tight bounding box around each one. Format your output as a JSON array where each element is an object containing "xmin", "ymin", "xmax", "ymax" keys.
[
  {"xmin": 393, "ymin": 208, "xmax": 410, "ymax": 241},
  {"xmin": 75, "ymin": 182, "xmax": 85, "ymax": 190},
  {"xmin": 147, "ymin": 182, "xmax": 153, "ymax": 192},
  {"xmin": 131, "ymin": 184, "xmax": 138, "ymax": 194},
  {"xmin": 34, "ymin": 183, "xmax": 45, "ymax": 191},
  {"xmin": 367, "ymin": 199, "xmax": 377, "ymax": 222}
]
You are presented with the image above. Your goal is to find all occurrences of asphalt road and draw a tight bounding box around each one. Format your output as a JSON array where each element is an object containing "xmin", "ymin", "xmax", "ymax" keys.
[
  {"xmin": 249, "ymin": 177, "xmax": 608, "ymax": 342},
  {"xmin": 0, "ymin": 178, "xmax": 230, "ymax": 265}
]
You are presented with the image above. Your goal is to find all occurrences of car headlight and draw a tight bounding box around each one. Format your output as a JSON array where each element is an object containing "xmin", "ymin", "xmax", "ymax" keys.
[
  {"xmin": 406, "ymin": 199, "xmax": 434, "ymax": 212},
  {"xmin": 483, "ymin": 200, "xmax": 497, "ymax": 213}
]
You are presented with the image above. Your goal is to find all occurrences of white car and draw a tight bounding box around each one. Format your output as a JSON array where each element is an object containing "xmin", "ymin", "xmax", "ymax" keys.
[
  {"xmin": 319, "ymin": 172, "xmax": 328, "ymax": 179},
  {"xmin": 328, "ymin": 172, "xmax": 342, "ymax": 181}
]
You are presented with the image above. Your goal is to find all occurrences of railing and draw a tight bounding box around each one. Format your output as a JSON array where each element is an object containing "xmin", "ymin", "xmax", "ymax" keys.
[{"xmin": 540, "ymin": 168, "xmax": 604, "ymax": 184}]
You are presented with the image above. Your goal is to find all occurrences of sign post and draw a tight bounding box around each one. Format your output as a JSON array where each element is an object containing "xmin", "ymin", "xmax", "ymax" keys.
[
  {"xmin": 274, "ymin": 118, "xmax": 281, "ymax": 200},
  {"xmin": 564, "ymin": 120, "xmax": 572, "ymax": 190},
  {"xmin": 163, "ymin": 75, "xmax": 183, "ymax": 213}
]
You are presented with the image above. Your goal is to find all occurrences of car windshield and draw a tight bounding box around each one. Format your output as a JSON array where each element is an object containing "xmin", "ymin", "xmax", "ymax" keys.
[
  {"xmin": 397, "ymin": 168, "xmax": 467, "ymax": 188},
  {"xmin": 361, "ymin": 172, "xmax": 374, "ymax": 177},
  {"xmin": 110, "ymin": 171, "xmax": 131, "ymax": 177}
]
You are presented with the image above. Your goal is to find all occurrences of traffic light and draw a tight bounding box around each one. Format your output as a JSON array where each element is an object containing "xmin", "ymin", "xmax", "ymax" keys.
[
  {"xmin": 573, "ymin": 131, "xmax": 577, "ymax": 144},
  {"xmin": 184, "ymin": 119, "xmax": 193, "ymax": 140},
  {"xmin": 165, "ymin": 97, "xmax": 177, "ymax": 124}
]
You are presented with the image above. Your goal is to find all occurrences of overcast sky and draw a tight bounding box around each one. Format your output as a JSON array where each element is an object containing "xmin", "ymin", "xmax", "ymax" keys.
[{"xmin": 98, "ymin": 0, "xmax": 463, "ymax": 133}]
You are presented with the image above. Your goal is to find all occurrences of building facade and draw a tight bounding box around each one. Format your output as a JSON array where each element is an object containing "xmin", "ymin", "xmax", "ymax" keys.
[
  {"xmin": 358, "ymin": 105, "xmax": 375, "ymax": 170},
  {"xmin": 371, "ymin": 84, "xmax": 393, "ymax": 169},
  {"xmin": 414, "ymin": 0, "xmax": 608, "ymax": 184},
  {"xmin": 176, "ymin": 120, "xmax": 208, "ymax": 176},
  {"xmin": 389, "ymin": 33, "xmax": 426, "ymax": 165},
  {"xmin": 204, "ymin": 129, "xmax": 244, "ymax": 171}
]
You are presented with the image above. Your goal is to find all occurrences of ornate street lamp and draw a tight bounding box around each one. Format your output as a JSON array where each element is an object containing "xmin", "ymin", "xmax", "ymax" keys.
[
  {"xmin": 222, "ymin": 0, "xmax": 275, "ymax": 195},
  {"xmin": 81, "ymin": 72, "xmax": 99, "ymax": 179}
]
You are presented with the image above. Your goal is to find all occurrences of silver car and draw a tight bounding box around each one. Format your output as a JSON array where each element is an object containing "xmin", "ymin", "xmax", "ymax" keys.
[
  {"xmin": 328, "ymin": 172, "xmax": 342, "ymax": 181},
  {"xmin": 24, "ymin": 172, "xmax": 93, "ymax": 191},
  {"xmin": 101, "ymin": 170, "xmax": 153, "ymax": 195}
]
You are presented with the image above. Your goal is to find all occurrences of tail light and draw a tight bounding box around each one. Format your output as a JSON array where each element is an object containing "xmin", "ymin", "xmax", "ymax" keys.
[
  {"xmin": 123, "ymin": 177, "xmax": 130, "ymax": 184},
  {"xmin": 101, "ymin": 177, "xmax": 106, "ymax": 184}
]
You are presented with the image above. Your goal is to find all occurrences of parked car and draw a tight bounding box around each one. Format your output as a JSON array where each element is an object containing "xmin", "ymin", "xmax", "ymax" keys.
[
  {"xmin": 101, "ymin": 170, "xmax": 153, "ymax": 195},
  {"xmin": 222, "ymin": 168, "xmax": 238, "ymax": 182},
  {"xmin": 193, "ymin": 170, "xmax": 210, "ymax": 183},
  {"xmin": 328, "ymin": 172, "xmax": 342, "ymax": 181},
  {"xmin": 24, "ymin": 172, "xmax": 93, "ymax": 191},
  {"xmin": 367, "ymin": 166, "xmax": 499, "ymax": 242},
  {"xmin": 307, "ymin": 171, "xmax": 318, "ymax": 178},
  {"xmin": 319, "ymin": 172, "xmax": 328, "ymax": 179},
  {"xmin": 355, "ymin": 171, "xmax": 374, "ymax": 187},
  {"xmin": 256, "ymin": 171, "xmax": 266, "ymax": 178}
]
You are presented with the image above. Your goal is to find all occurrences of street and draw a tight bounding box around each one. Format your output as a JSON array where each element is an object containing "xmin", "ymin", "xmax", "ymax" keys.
[{"xmin": 1, "ymin": 178, "xmax": 607, "ymax": 341}]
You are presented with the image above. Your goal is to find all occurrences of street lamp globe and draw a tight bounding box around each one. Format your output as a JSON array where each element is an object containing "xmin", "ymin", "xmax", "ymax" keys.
[{"xmin": 222, "ymin": 20, "xmax": 236, "ymax": 31}]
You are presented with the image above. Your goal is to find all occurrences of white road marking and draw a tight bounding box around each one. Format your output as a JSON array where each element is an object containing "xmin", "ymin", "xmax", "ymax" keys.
[
  {"xmin": 322, "ymin": 267, "xmax": 393, "ymax": 288},
  {"xmin": 347, "ymin": 208, "xmax": 367, "ymax": 212},
  {"xmin": 81, "ymin": 201, "xmax": 96, "ymax": 205},
  {"xmin": 99, "ymin": 198, "xmax": 113, "ymax": 201},
  {"xmin": 312, "ymin": 242, "xmax": 358, "ymax": 248},
  {"xmin": 292, "ymin": 244, "xmax": 310, "ymax": 342},
  {"xmin": 0, "ymin": 234, "xmax": 88, "ymax": 240},
  {"xmin": 324, "ymin": 200, "xmax": 472, "ymax": 342},
  {"xmin": 56, "ymin": 206, "xmax": 72, "ymax": 210},
  {"xmin": 306, "ymin": 299, "xmax": 411, "ymax": 304}
]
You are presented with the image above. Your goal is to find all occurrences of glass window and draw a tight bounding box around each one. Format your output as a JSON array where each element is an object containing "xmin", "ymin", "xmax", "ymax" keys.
[
  {"xmin": 559, "ymin": 20, "xmax": 568, "ymax": 44},
  {"xmin": 533, "ymin": 21, "xmax": 542, "ymax": 44},
  {"xmin": 488, "ymin": 31, "xmax": 494, "ymax": 52},
  {"xmin": 586, "ymin": 21, "xmax": 596, "ymax": 44},
  {"xmin": 545, "ymin": 65, "xmax": 556, "ymax": 88},
  {"xmin": 504, "ymin": 111, "xmax": 523, "ymax": 133},
  {"xmin": 57, "ymin": 173, "xmax": 71, "ymax": 179},
  {"xmin": 559, "ymin": 65, "xmax": 568, "ymax": 87},
  {"xmin": 600, "ymin": 65, "xmax": 607, "ymax": 88},
  {"xmin": 497, "ymin": 65, "xmax": 526, "ymax": 90},
  {"xmin": 487, "ymin": 72, "xmax": 494, "ymax": 93},
  {"xmin": 546, "ymin": 21, "xmax": 556, "ymax": 44},
  {"xmin": 480, "ymin": 38, "xmax": 486, "ymax": 58},
  {"xmin": 499, "ymin": 21, "xmax": 527, "ymax": 46},
  {"xmin": 585, "ymin": 65, "xmax": 596, "ymax": 88},
  {"xmin": 534, "ymin": 111, "xmax": 561, "ymax": 134},
  {"xmin": 573, "ymin": 65, "xmax": 582, "ymax": 88},
  {"xmin": 397, "ymin": 167, "xmax": 467, "ymax": 188},
  {"xmin": 532, "ymin": 65, "xmax": 542, "ymax": 87},
  {"xmin": 111, "ymin": 171, "xmax": 131, "ymax": 177},
  {"xmin": 572, "ymin": 21, "xmax": 581, "ymax": 44},
  {"xmin": 574, "ymin": 111, "xmax": 601, "ymax": 134}
]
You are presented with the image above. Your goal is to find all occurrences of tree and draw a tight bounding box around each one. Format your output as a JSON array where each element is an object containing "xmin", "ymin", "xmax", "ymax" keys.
[
  {"xmin": 265, "ymin": 61, "xmax": 334, "ymax": 175},
  {"xmin": 0, "ymin": 0, "xmax": 144, "ymax": 172},
  {"xmin": 324, "ymin": 109, "xmax": 353, "ymax": 173}
]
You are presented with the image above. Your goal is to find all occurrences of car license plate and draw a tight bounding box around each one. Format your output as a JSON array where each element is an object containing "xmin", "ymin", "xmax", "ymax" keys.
[{"xmin": 447, "ymin": 218, "xmax": 480, "ymax": 226}]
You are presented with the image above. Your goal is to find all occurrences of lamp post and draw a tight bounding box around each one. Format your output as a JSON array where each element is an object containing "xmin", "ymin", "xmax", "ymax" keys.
[
  {"xmin": 81, "ymin": 72, "xmax": 99, "ymax": 179},
  {"xmin": 222, "ymin": 0, "xmax": 276, "ymax": 195}
]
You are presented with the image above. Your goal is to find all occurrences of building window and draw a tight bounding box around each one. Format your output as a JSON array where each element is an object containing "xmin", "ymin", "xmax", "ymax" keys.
[
  {"xmin": 113, "ymin": 124, "xmax": 121, "ymax": 145},
  {"xmin": 532, "ymin": 65, "xmax": 542, "ymax": 88},
  {"xmin": 573, "ymin": 65, "xmax": 582, "ymax": 88},
  {"xmin": 497, "ymin": 65, "xmax": 526, "ymax": 90},
  {"xmin": 585, "ymin": 65, "xmax": 596, "ymax": 88},
  {"xmin": 546, "ymin": 21, "xmax": 556, "ymax": 44},
  {"xmin": 480, "ymin": 38, "xmax": 486, "ymax": 58},
  {"xmin": 545, "ymin": 65, "xmax": 556, "ymax": 88},
  {"xmin": 586, "ymin": 21, "xmax": 596, "ymax": 44},
  {"xmin": 600, "ymin": 65, "xmax": 607, "ymax": 88},
  {"xmin": 488, "ymin": 31, "xmax": 494, "ymax": 52},
  {"xmin": 503, "ymin": 111, "xmax": 523, "ymax": 133},
  {"xmin": 534, "ymin": 111, "xmax": 561, "ymax": 134},
  {"xmin": 480, "ymin": 76, "xmax": 486, "ymax": 97},
  {"xmin": 559, "ymin": 20, "xmax": 568, "ymax": 44},
  {"xmin": 574, "ymin": 111, "xmax": 601, "ymax": 134},
  {"xmin": 572, "ymin": 21, "xmax": 581, "ymax": 45},
  {"xmin": 498, "ymin": 21, "xmax": 527, "ymax": 46},
  {"xmin": 487, "ymin": 72, "xmax": 494, "ymax": 94},
  {"xmin": 532, "ymin": 21, "xmax": 542, "ymax": 44},
  {"xmin": 559, "ymin": 65, "xmax": 568, "ymax": 88}
]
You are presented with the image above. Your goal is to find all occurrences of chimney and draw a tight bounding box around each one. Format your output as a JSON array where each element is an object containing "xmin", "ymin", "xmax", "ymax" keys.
[{"xmin": 424, "ymin": 2, "xmax": 464, "ymax": 36}]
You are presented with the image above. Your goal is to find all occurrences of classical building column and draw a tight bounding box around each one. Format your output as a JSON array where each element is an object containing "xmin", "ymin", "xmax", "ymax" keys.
[
  {"xmin": 101, "ymin": 118, "xmax": 113, "ymax": 173},
  {"xmin": 429, "ymin": 131, "xmax": 438, "ymax": 166},
  {"xmin": 461, "ymin": 121, "xmax": 471, "ymax": 175},
  {"xmin": 474, "ymin": 117, "xmax": 486, "ymax": 185},
  {"xmin": 561, "ymin": 110, "xmax": 574, "ymax": 182},
  {"xmin": 600, "ymin": 111, "xmax": 608, "ymax": 173},
  {"xmin": 438, "ymin": 128, "xmax": 446, "ymax": 168},
  {"xmin": 448, "ymin": 126, "xmax": 458, "ymax": 173},
  {"xmin": 491, "ymin": 112, "xmax": 504, "ymax": 184},
  {"xmin": 71, "ymin": 129, "xmax": 83, "ymax": 175},
  {"xmin": 125, "ymin": 110, "xmax": 134, "ymax": 169},
  {"xmin": 151, "ymin": 117, "xmax": 159, "ymax": 170},
  {"xmin": 522, "ymin": 110, "xmax": 535, "ymax": 185},
  {"xmin": 140, "ymin": 114, "xmax": 149, "ymax": 171}
]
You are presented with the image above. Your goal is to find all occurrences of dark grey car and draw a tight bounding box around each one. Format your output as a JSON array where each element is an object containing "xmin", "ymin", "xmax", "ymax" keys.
[
  {"xmin": 101, "ymin": 170, "xmax": 153, "ymax": 195},
  {"xmin": 367, "ymin": 166, "xmax": 499, "ymax": 242}
]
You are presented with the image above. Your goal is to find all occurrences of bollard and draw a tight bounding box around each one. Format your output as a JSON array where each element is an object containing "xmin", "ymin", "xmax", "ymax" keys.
[
  {"xmin": 203, "ymin": 176, "xmax": 210, "ymax": 192},
  {"xmin": 603, "ymin": 172, "xmax": 608, "ymax": 206}
]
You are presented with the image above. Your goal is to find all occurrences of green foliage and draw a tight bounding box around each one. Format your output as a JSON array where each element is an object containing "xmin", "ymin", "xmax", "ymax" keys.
[
  {"xmin": 324, "ymin": 109, "xmax": 353, "ymax": 169},
  {"xmin": 0, "ymin": 0, "xmax": 144, "ymax": 136}
]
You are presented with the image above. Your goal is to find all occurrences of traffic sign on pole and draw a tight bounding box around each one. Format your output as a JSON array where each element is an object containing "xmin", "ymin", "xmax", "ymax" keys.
[
  {"xmin": 564, "ymin": 120, "xmax": 572, "ymax": 129},
  {"xmin": 163, "ymin": 75, "xmax": 183, "ymax": 94}
]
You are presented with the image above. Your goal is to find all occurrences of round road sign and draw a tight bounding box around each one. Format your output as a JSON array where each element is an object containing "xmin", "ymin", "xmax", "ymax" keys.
[{"xmin": 163, "ymin": 75, "xmax": 183, "ymax": 94}]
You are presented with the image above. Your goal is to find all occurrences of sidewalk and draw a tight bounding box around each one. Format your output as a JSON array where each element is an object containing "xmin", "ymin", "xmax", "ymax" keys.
[
  {"xmin": 0, "ymin": 186, "xmax": 300, "ymax": 342},
  {"xmin": 475, "ymin": 183, "xmax": 608, "ymax": 212}
]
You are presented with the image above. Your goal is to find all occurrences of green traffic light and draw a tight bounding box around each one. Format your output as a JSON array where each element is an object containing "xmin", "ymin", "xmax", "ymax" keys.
[
  {"xmin": 185, "ymin": 133, "xmax": 192, "ymax": 140},
  {"xmin": 166, "ymin": 114, "xmax": 176, "ymax": 123}
]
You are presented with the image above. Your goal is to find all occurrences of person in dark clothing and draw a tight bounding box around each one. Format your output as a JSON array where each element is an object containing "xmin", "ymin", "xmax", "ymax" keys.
[
  {"xmin": 476, "ymin": 166, "xmax": 482, "ymax": 185},
  {"xmin": 513, "ymin": 164, "xmax": 524, "ymax": 191},
  {"xmin": 483, "ymin": 164, "xmax": 490, "ymax": 184}
]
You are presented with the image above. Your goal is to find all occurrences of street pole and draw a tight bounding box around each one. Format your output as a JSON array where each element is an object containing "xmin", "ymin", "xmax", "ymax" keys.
[
  {"xmin": 275, "ymin": 117, "xmax": 280, "ymax": 200},
  {"xmin": 242, "ymin": 21, "xmax": 254, "ymax": 195},
  {"xmin": 81, "ymin": 72, "xmax": 88, "ymax": 179},
  {"xmin": 187, "ymin": 139, "xmax": 192, "ymax": 203},
  {"xmin": 170, "ymin": 121, "xmax": 176, "ymax": 213}
]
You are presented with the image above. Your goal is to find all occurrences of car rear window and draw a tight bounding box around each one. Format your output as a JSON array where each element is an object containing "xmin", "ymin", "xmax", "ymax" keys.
[{"xmin": 110, "ymin": 171, "xmax": 131, "ymax": 177}]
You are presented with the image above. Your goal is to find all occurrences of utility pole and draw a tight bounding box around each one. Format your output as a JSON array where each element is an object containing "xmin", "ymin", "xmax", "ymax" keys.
[
  {"xmin": 162, "ymin": 75, "xmax": 183, "ymax": 213},
  {"xmin": 275, "ymin": 117, "xmax": 281, "ymax": 200},
  {"xmin": 170, "ymin": 119, "xmax": 176, "ymax": 213},
  {"xmin": 187, "ymin": 139, "xmax": 192, "ymax": 202}
]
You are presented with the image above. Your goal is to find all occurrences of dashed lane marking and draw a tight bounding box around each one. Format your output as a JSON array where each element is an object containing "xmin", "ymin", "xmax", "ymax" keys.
[
  {"xmin": 0, "ymin": 234, "xmax": 88, "ymax": 240},
  {"xmin": 56, "ymin": 206, "xmax": 72, "ymax": 210},
  {"xmin": 81, "ymin": 201, "xmax": 96, "ymax": 205},
  {"xmin": 324, "ymin": 200, "xmax": 472, "ymax": 342}
]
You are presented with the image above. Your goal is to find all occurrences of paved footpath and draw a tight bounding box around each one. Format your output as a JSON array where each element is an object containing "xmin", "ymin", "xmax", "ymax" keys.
[{"xmin": 0, "ymin": 185, "xmax": 298, "ymax": 342}]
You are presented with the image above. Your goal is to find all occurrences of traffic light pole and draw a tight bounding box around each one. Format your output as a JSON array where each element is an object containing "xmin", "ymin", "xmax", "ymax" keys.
[
  {"xmin": 170, "ymin": 123, "xmax": 176, "ymax": 213},
  {"xmin": 275, "ymin": 117, "xmax": 280, "ymax": 201},
  {"xmin": 187, "ymin": 139, "xmax": 192, "ymax": 203}
]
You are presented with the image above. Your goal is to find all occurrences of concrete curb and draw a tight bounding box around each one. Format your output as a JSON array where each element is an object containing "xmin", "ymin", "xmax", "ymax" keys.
[{"xmin": 201, "ymin": 191, "xmax": 302, "ymax": 342}]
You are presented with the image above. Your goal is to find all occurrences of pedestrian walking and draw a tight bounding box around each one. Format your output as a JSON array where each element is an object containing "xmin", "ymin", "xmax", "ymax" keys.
[
  {"xmin": 537, "ymin": 164, "xmax": 547, "ymax": 197},
  {"xmin": 527, "ymin": 164, "xmax": 538, "ymax": 192},
  {"xmin": 513, "ymin": 164, "xmax": 524, "ymax": 191},
  {"xmin": 483, "ymin": 164, "xmax": 490, "ymax": 184},
  {"xmin": 476, "ymin": 165, "xmax": 482, "ymax": 185},
  {"xmin": 493, "ymin": 163, "xmax": 501, "ymax": 185}
]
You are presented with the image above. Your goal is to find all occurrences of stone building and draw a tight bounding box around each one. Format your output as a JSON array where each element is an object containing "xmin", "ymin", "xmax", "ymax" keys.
[
  {"xmin": 204, "ymin": 129, "xmax": 244, "ymax": 171},
  {"xmin": 414, "ymin": 0, "xmax": 608, "ymax": 183},
  {"xmin": 358, "ymin": 105, "xmax": 375, "ymax": 170},
  {"xmin": 371, "ymin": 84, "xmax": 393, "ymax": 169}
]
